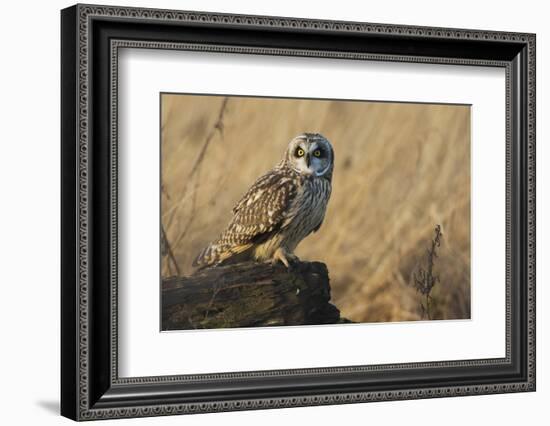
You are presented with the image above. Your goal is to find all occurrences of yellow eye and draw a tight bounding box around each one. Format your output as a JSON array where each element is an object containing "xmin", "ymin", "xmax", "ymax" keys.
[
  {"xmin": 313, "ymin": 150, "xmax": 321, "ymax": 157},
  {"xmin": 296, "ymin": 148, "xmax": 305, "ymax": 157}
]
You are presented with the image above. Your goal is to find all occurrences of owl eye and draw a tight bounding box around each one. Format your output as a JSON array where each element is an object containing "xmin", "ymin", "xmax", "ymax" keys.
[
  {"xmin": 296, "ymin": 148, "xmax": 305, "ymax": 157},
  {"xmin": 313, "ymin": 149, "xmax": 321, "ymax": 157}
]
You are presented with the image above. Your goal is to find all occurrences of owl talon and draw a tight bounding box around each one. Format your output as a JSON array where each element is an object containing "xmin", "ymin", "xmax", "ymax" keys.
[
  {"xmin": 272, "ymin": 248, "xmax": 299, "ymax": 269},
  {"xmin": 271, "ymin": 254, "xmax": 289, "ymax": 268},
  {"xmin": 287, "ymin": 253, "xmax": 300, "ymax": 264}
]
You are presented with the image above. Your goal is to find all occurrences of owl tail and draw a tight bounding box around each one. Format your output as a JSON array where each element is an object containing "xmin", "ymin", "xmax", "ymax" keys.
[
  {"xmin": 192, "ymin": 243, "xmax": 220, "ymax": 268},
  {"xmin": 192, "ymin": 241, "xmax": 252, "ymax": 268}
]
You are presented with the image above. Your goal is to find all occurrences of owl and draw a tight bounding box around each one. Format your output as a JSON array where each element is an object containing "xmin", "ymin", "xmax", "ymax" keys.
[{"xmin": 193, "ymin": 133, "xmax": 334, "ymax": 269}]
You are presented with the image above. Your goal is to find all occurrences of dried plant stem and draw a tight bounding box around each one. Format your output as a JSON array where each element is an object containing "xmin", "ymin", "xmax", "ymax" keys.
[
  {"xmin": 424, "ymin": 294, "xmax": 433, "ymax": 320},
  {"xmin": 173, "ymin": 98, "xmax": 227, "ymax": 211},
  {"xmin": 172, "ymin": 166, "xmax": 200, "ymax": 251},
  {"xmin": 186, "ymin": 97, "xmax": 229, "ymax": 181},
  {"xmin": 412, "ymin": 224, "xmax": 443, "ymax": 320},
  {"xmin": 161, "ymin": 224, "xmax": 181, "ymax": 276},
  {"xmin": 161, "ymin": 97, "xmax": 230, "ymax": 274}
]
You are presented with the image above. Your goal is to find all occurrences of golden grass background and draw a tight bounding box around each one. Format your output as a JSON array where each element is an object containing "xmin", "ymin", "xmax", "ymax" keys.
[{"xmin": 161, "ymin": 94, "xmax": 471, "ymax": 322}]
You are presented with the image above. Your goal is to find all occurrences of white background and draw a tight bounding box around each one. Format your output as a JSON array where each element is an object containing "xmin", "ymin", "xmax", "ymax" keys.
[
  {"xmin": 119, "ymin": 50, "xmax": 506, "ymax": 376},
  {"xmin": 0, "ymin": 0, "xmax": 547, "ymax": 425}
]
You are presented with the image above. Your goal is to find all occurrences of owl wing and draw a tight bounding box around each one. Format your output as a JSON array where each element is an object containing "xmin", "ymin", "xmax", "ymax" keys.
[
  {"xmin": 193, "ymin": 169, "xmax": 298, "ymax": 267},
  {"xmin": 230, "ymin": 171, "xmax": 298, "ymax": 240}
]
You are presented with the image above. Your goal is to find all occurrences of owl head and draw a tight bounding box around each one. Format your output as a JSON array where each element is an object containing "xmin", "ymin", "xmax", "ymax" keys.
[{"xmin": 282, "ymin": 133, "xmax": 334, "ymax": 179}]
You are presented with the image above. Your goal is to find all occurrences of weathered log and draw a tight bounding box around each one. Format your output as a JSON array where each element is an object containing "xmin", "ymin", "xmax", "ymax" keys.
[{"xmin": 162, "ymin": 261, "xmax": 349, "ymax": 330}]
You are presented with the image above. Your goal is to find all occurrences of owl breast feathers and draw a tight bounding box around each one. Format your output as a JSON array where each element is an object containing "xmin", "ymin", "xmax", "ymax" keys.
[{"xmin": 193, "ymin": 133, "xmax": 333, "ymax": 269}]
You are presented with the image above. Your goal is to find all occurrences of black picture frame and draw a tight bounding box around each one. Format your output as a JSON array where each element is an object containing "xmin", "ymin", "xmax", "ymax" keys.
[{"xmin": 61, "ymin": 3, "xmax": 536, "ymax": 421}]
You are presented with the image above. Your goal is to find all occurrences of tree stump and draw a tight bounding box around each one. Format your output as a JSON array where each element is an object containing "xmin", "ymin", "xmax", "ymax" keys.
[{"xmin": 162, "ymin": 261, "xmax": 348, "ymax": 330}]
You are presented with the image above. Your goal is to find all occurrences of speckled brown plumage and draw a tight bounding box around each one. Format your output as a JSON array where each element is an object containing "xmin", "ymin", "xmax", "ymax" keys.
[{"xmin": 193, "ymin": 133, "xmax": 334, "ymax": 268}]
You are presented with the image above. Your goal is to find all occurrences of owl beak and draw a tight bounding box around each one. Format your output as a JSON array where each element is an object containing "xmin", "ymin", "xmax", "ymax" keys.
[{"xmin": 304, "ymin": 153, "xmax": 315, "ymax": 176}]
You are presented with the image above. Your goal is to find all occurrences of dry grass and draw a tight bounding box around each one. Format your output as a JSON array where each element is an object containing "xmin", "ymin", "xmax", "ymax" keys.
[{"xmin": 161, "ymin": 94, "xmax": 471, "ymax": 323}]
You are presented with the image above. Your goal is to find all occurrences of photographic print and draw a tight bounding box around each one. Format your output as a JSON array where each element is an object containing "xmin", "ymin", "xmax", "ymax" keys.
[{"xmin": 160, "ymin": 94, "xmax": 471, "ymax": 331}]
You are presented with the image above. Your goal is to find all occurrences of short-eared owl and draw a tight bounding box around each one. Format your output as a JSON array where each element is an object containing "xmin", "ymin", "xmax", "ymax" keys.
[{"xmin": 193, "ymin": 133, "xmax": 334, "ymax": 268}]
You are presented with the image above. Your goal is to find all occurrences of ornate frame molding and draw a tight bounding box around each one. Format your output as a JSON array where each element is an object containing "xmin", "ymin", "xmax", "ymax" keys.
[{"xmin": 61, "ymin": 4, "xmax": 535, "ymax": 421}]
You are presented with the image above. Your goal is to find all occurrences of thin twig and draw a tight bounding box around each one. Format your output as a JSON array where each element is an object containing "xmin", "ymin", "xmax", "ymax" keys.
[
  {"xmin": 161, "ymin": 97, "xmax": 230, "ymax": 275},
  {"xmin": 172, "ymin": 165, "xmax": 200, "ymax": 250},
  {"xmin": 165, "ymin": 97, "xmax": 229, "ymax": 230},
  {"xmin": 185, "ymin": 97, "xmax": 229, "ymax": 183},
  {"xmin": 161, "ymin": 183, "xmax": 171, "ymax": 201},
  {"xmin": 161, "ymin": 224, "xmax": 181, "ymax": 276}
]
